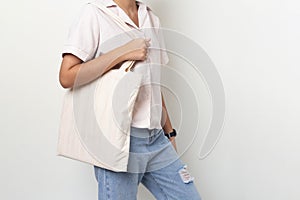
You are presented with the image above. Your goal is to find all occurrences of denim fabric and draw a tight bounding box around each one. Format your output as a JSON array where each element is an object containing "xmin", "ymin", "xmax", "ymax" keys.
[{"xmin": 94, "ymin": 126, "xmax": 202, "ymax": 200}]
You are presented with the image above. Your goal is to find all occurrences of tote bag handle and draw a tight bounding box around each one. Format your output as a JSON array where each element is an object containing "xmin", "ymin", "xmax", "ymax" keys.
[{"xmin": 89, "ymin": 1, "xmax": 138, "ymax": 72}]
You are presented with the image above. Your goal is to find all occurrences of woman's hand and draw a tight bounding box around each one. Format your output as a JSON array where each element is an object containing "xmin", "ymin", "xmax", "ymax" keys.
[
  {"xmin": 121, "ymin": 38, "xmax": 151, "ymax": 61},
  {"xmin": 169, "ymin": 137, "xmax": 178, "ymax": 152}
]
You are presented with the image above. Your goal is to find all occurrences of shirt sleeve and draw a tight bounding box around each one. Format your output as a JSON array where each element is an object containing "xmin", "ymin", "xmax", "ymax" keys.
[
  {"xmin": 157, "ymin": 18, "xmax": 169, "ymax": 65},
  {"xmin": 159, "ymin": 30, "xmax": 169, "ymax": 65},
  {"xmin": 61, "ymin": 4, "xmax": 100, "ymax": 62}
]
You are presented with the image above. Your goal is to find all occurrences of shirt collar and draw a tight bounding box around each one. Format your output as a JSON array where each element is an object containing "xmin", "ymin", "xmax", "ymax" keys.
[
  {"xmin": 102, "ymin": 0, "xmax": 151, "ymax": 11},
  {"xmin": 101, "ymin": 0, "xmax": 150, "ymax": 29},
  {"xmin": 102, "ymin": 0, "xmax": 117, "ymax": 7}
]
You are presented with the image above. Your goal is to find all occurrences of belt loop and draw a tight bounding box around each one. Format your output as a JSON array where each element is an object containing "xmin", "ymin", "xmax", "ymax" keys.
[{"xmin": 149, "ymin": 128, "xmax": 155, "ymax": 143}]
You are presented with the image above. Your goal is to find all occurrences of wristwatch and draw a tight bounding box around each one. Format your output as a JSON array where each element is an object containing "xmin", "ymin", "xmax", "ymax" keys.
[{"xmin": 164, "ymin": 129, "xmax": 177, "ymax": 139}]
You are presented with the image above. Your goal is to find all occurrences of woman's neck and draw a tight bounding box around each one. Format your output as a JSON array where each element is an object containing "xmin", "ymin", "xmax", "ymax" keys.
[
  {"xmin": 113, "ymin": 0, "xmax": 139, "ymax": 27},
  {"xmin": 113, "ymin": 0, "xmax": 138, "ymax": 13}
]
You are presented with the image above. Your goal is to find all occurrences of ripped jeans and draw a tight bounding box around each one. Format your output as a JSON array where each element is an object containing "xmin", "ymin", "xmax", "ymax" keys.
[{"xmin": 94, "ymin": 126, "xmax": 202, "ymax": 200}]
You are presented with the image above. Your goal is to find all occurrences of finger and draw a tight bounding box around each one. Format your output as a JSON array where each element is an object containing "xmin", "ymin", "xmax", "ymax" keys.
[
  {"xmin": 144, "ymin": 51, "xmax": 148, "ymax": 60},
  {"xmin": 145, "ymin": 38, "xmax": 151, "ymax": 47}
]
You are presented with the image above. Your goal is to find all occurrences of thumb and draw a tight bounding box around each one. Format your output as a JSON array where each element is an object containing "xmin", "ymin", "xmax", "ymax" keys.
[{"xmin": 145, "ymin": 38, "xmax": 151, "ymax": 47}]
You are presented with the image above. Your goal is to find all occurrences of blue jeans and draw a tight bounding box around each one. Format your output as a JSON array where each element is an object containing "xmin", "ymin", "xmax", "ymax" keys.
[{"xmin": 94, "ymin": 126, "xmax": 202, "ymax": 200}]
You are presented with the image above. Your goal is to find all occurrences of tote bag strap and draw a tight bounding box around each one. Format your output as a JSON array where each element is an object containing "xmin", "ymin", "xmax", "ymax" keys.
[{"xmin": 89, "ymin": 1, "xmax": 138, "ymax": 71}]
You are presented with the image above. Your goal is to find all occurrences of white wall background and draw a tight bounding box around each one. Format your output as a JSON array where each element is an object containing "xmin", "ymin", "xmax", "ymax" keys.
[{"xmin": 0, "ymin": 0, "xmax": 298, "ymax": 199}]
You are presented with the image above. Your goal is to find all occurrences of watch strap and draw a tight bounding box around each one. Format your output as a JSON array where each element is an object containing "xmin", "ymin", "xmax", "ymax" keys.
[{"xmin": 164, "ymin": 129, "xmax": 177, "ymax": 139}]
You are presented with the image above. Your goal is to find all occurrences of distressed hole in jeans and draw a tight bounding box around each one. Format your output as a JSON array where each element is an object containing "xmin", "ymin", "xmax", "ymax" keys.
[{"xmin": 178, "ymin": 165, "xmax": 195, "ymax": 184}]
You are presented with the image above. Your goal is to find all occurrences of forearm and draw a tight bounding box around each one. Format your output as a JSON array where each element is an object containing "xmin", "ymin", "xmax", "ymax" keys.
[
  {"xmin": 60, "ymin": 38, "xmax": 149, "ymax": 89},
  {"xmin": 161, "ymin": 92, "xmax": 173, "ymax": 134},
  {"xmin": 60, "ymin": 45, "xmax": 128, "ymax": 88},
  {"xmin": 161, "ymin": 92, "xmax": 177, "ymax": 151}
]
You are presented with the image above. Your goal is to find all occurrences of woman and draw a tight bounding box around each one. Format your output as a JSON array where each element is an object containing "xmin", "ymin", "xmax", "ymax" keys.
[{"xmin": 59, "ymin": 0, "xmax": 201, "ymax": 199}]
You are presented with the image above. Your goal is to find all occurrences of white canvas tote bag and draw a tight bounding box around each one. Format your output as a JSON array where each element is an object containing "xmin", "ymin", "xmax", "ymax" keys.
[{"xmin": 57, "ymin": 1, "xmax": 143, "ymax": 172}]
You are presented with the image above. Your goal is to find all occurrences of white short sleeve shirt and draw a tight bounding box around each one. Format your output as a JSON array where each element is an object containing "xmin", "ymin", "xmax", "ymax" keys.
[{"xmin": 61, "ymin": 0, "xmax": 169, "ymax": 129}]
